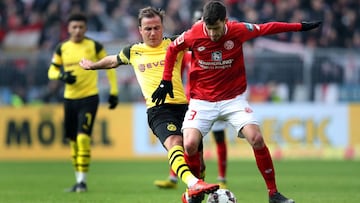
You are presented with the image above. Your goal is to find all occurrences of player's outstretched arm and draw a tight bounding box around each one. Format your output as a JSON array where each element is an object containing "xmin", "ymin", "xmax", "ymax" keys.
[
  {"xmin": 301, "ymin": 21, "xmax": 322, "ymax": 31},
  {"xmin": 79, "ymin": 55, "xmax": 118, "ymax": 70}
]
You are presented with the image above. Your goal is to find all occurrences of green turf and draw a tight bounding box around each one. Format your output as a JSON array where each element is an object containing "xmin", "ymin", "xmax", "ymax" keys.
[{"xmin": 0, "ymin": 159, "xmax": 359, "ymax": 203}]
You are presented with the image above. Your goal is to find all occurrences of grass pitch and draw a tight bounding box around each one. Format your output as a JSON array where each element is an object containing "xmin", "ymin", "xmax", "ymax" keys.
[{"xmin": 0, "ymin": 159, "xmax": 359, "ymax": 203}]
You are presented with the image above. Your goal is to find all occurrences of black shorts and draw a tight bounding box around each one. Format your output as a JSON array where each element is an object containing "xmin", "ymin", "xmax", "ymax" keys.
[
  {"xmin": 64, "ymin": 95, "xmax": 99, "ymax": 140},
  {"xmin": 147, "ymin": 104, "xmax": 188, "ymax": 144}
]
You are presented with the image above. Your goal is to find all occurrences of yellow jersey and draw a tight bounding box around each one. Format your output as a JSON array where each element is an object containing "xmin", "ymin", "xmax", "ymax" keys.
[{"xmin": 48, "ymin": 37, "xmax": 118, "ymax": 99}]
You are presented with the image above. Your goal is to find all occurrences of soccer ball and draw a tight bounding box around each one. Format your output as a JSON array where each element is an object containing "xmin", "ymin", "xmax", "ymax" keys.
[{"xmin": 207, "ymin": 189, "xmax": 237, "ymax": 203}]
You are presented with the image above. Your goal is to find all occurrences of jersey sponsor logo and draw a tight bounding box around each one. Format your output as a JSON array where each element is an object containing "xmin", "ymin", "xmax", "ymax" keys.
[
  {"xmin": 167, "ymin": 123, "xmax": 177, "ymax": 131},
  {"xmin": 197, "ymin": 46, "xmax": 206, "ymax": 52},
  {"xmin": 224, "ymin": 40, "xmax": 234, "ymax": 50},
  {"xmin": 198, "ymin": 58, "xmax": 234, "ymax": 69},
  {"xmin": 137, "ymin": 60, "xmax": 165, "ymax": 72},
  {"xmin": 212, "ymin": 51, "xmax": 222, "ymax": 61},
  {"xmin": 174, "ymin": 32, "xmax": 185, "ymax": 46}
]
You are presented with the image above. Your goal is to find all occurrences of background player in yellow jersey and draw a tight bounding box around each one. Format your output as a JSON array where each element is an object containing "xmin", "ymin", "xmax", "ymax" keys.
[
  {"xmin": 48, "ymin": 13, "xmax": 119, "ymax": 192},
  {"xmin": 79, "ymin": 6, "xmax": 218, "ymax": 202}
]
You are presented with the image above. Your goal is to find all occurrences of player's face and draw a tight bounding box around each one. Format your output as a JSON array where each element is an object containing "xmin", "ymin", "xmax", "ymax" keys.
[
  {"xmin": 139, "ymin": 16, "xmax": 163, "ymax": 47},
  {"xmin": 205, "ymin": 20, "xmax": 226, "ymax": 42},
  {"xmin": 68, "ymin": 21, "xmax": 87, "ymax": 43}
]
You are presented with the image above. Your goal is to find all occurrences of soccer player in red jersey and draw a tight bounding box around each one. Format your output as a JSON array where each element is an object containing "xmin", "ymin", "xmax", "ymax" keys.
[{"xmin": 152, "ymin": 1, "xmax": 321, "ymax": 202}]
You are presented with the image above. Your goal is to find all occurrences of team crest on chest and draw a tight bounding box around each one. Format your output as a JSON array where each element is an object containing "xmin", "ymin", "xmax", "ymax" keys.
[
  {"xmin": 224, "ymin": 40, "xmax": 234, "ymax": 50},
  {"xmin": 212, "ymin": 51, "xmax": 222, "ymax": 61}
]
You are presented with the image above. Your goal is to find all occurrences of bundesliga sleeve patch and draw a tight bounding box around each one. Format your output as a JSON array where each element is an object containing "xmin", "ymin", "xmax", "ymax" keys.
[
  {"xmin": 174, "ymin": 32, "xmax": 185, "ymax": 46},
  {"xmin": 244, "ymin": 23, "xmax": 254, "ymax": 31},
  {"xmin": 244, "ymin": 23, "xmax": 260, "ymax": 31}
]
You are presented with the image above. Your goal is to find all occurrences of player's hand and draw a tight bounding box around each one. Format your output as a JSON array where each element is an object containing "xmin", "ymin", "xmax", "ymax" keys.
[
  {"xmin": 301, "ymin": 21, "xmax": 322, "ymax": 31},
  {"xmin": 79, "ymin": 58, "xmax": 94, "ymax": 70},
  {"xmin": 151, "ymin": 80, "xmax": 174, "ymax": 105},
  {"xmin": 59, "ymin": 71, "xmax": 76, "ymax": 84},
  {"xmin": 108, "ymin": 94, "xmax": 118, "ymax": 109}
]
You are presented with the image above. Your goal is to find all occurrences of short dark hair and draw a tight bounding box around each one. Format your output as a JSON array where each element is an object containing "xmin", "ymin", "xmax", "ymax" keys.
[
  {"xmin": 67, "ymin": 13, "xmax": 87, "ymax": 24},
  {"xmin": 138, "ymin": 6, "xmax": 165, "ymax": 26},
  {"xmin": 202, "ymin": 1, "xmax": 226, "ymax": 25}
]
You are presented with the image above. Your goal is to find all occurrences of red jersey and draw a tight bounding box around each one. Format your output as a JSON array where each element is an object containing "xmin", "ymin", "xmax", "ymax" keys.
[{"xmin": 164, "ymin": 21, "xmax": 302, "ymax": 102}]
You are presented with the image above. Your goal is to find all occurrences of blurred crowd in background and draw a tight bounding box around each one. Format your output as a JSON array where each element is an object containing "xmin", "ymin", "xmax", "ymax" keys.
[
  {"xmin": 0, "ymin": 0, "xmax": 359, "ymax": 106},
  {"xmin": 1, "ymin": 0, "xmax": 360, "ymax": 50}
]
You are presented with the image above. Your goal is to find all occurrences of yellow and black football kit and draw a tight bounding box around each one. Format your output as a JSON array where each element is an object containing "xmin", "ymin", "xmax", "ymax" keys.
[
  {"xmin": 48, "ymin": 37, "xmax": 118, "ymax": 173},
  {"xmin": 116, "ymin": 37, "xmax": 196, "ymax": 185}
]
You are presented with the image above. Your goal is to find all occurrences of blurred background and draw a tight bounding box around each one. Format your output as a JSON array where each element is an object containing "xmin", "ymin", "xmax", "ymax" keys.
[{"xmin": 0, "ymin": 0, "xmax": 359, "ymax": 160}]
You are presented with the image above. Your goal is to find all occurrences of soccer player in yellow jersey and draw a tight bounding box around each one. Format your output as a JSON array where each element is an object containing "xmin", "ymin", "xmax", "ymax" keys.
[
  {"xmin": 79, "ymin": 6, "xmax": 218, "ymax": 202},
  {"xmin": 48, "ymin": 13, "xmax": 119, "ymax": 193}
]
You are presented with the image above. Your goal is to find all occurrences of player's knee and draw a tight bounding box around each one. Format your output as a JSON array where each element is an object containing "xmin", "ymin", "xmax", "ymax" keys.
[
  {"xmin": 183, "ymin": 129, "xmax": 202, "ymax": 155},
  {"xmin": 248, "ymin": 133, "xmax": 265, "ymax": 149},
  {"xmin": 164, "ymin": 135, "xmax": 183, "ymax": 149},
  {"xmin": 183, "ymin": 140, "xmax": 199, "ymax": 155}
]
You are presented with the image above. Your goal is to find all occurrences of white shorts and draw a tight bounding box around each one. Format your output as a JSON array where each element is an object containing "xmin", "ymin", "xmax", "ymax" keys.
[{"xmin": 182, "ymin": 94, "xmax": 259, "ymax": 138}]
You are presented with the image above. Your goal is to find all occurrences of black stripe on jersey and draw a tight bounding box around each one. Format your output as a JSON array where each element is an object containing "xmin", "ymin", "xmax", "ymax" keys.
[
  {"xmin": 116, "ymin": 45, "xmax": 131, "ymax": 65},
  {"xmin": 55, "ymin": 43, "xmax": 63, "ymax": 56},
  {"xmin": 122, "ymin": 45, "xmax": 131, "ymax": 59},
  {"xmin": 52, "ymin": 63, "xmax": 62, "ymax": 68},
  {"xmin": 94, "ymin": 40, "xmax": 103, "ymax": 54}
]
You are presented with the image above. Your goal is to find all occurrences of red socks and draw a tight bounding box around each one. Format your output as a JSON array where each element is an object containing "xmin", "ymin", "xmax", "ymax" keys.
[
  {"xmin": 253, "ymin": 145, "xmax": 277, "ymax": 195},
  {"xmin": 216, "ymin": 141, "xmax": 227, "ymax": 179},
  {"xmin": 184, "ymin": 152, "xmax": 201, "ymax": 178}
]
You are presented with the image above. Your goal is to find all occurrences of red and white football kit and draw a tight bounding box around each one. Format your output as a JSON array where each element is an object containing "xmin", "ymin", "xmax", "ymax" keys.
[{"xmin": 165, "ymin": 20, "xmax": 302, "ymax": 137}]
